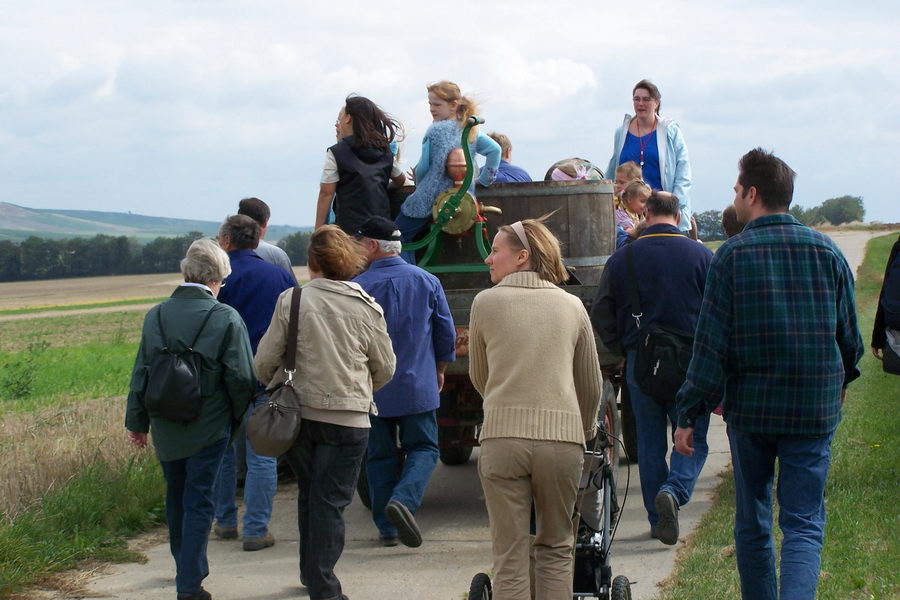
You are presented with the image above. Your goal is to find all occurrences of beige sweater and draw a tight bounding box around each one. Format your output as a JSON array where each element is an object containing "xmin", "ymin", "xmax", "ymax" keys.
[{"xmin": 469, "ymin": 271, "xmax": 602, "ymax": 446}]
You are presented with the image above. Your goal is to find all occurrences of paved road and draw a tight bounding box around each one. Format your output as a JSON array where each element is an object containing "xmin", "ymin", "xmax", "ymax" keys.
[{"xmin": 50, "ymin": 230, "xmax": 882, "ymax": 600}]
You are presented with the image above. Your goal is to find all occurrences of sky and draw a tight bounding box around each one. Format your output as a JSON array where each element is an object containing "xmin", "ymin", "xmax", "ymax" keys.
[{"xmin": 1, "ymin": 0, "xmax": 898, "ymax": 228}]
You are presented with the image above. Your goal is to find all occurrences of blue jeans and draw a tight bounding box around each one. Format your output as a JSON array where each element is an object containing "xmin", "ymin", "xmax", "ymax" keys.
[
  {"xmin": 159, "ymin": 436, "xmax": 228, "ymax": 594},
  {"xmin": 394, "ymin": 212, "xmax": 430, "ymax": 264},
  {"xmin": 626, "ymin": 350, "xmax": 710, "ymax": 525},
  {"xmin": 284, "ymin": 419, "xmax": 369, "ymax": 600},
  {"xmin": 728, "ymin": 427, "xmax": 835, "ymax": 600},
  {"xmin": 367, "ymin": 410, "xmax": 440, "ymax": 536},
  {"xmin": 214, "ymin": 392, "xmax": 278, "ymax": 539}
]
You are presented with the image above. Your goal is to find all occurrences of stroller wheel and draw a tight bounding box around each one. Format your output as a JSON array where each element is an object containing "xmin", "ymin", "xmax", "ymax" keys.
[
  {"xmin": 611, "ymin": 574, "xmax": 632, "ymax": 599},
  {"xmin": 468, "ymin": 572, "xmax": 492, "ymax": 600}
]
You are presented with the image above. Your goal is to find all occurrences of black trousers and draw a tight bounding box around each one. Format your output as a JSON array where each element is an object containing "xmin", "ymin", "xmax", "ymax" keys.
[{"xmin": 284, "ymin": 419, "xmax": 368, "ymax": 600}]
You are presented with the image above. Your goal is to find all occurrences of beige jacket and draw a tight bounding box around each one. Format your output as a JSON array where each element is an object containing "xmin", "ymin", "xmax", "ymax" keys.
[
  {"xmin": 469, "ymin": 271, "xmax": 602, "ymax": 446},
  {"xmin": 255, "ymin": 278, "xmax": 396, "ymax": 415}
]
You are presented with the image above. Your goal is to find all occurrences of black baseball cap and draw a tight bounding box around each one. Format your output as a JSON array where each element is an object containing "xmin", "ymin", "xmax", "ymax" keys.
[{"xmin": 356, "ymin": 216, "xmax": 402, "ymax": 241}]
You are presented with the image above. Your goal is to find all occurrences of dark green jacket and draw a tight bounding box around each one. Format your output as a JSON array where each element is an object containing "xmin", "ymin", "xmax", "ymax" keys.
[{"xmin": 125, "ymin": 285, "xmax": 256, "ymax": 461}]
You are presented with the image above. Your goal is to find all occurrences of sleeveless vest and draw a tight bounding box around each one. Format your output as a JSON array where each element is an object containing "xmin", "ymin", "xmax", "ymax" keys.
[{"xmin": 330, "ymin": 136, "xmax": 394, "ymax": 235}]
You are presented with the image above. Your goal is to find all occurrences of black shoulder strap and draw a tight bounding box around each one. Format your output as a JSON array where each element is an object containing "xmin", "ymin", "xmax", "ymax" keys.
[
  {"xmin": 625, "ymin": 243, "xmax": 643, "ymax": 329},
  {"xmin": 284, "ymin": 286, "xmax": 303, "ymax": 372},
  {"xmin": 187, "ymin": 304, "xmax": 221, "ymax": 351}
]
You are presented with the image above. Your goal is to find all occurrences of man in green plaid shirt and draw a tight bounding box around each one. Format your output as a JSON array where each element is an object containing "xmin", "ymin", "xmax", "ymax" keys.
[{"xmin": 673, "ymin": 148, "xmax": 864, "ymax": 600}]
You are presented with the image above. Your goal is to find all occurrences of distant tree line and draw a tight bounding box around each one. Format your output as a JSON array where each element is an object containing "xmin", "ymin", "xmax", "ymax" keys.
[
  {"xmin": 693, "ymin": 195, "xmax": 866, "ymax": 241},
  {"xmin": 0, "ymin": 231, "xmax": 312, "ymax": 282}
]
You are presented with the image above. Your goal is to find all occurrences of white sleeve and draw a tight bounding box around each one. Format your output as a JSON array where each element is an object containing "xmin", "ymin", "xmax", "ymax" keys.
[{"xmin": 320, "ymin": 149, "xmax": 339, "ymax": 184}]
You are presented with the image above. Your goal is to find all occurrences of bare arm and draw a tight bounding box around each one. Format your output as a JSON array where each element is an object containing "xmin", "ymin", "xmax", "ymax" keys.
[{"xmin": 315, "ymin": 183, "xmax": 337, "ymax": 229}]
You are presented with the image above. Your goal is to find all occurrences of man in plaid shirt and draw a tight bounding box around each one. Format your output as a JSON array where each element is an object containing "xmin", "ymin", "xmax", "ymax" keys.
[{"xmin": 674, "ymin": 148, "xmax": 864, "ymax": 600}]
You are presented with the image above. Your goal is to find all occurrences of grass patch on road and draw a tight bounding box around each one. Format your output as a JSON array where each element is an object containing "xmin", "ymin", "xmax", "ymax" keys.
[
  {"xmin": 0, "ymin": 297, "xmax": 164, "ymax": 317},
  {"xmin": 0, "ymin": 456, "xmax": 165, "ymax": 599},
  {"xmin": 657, "ymin": 233, "xmax": 900, "ymax": 600}
]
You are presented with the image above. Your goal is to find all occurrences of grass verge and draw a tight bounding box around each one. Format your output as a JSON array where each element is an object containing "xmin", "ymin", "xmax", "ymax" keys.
[
  {"xmin": 656, "ymin": 233, "xmax": 900, "ymax": 599},
  {"xmin": 0, "ymin": 297, "xmax": 164, "ymax": 317},
  {"xmin": 0, "ymin": 456, "xmax": 164, "ymax": 599}
]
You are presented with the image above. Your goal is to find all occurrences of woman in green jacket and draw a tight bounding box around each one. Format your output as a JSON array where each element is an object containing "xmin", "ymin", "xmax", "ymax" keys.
[{"xmin": 126, "ymin": 238, "xmax": 256, "ymax": 600}]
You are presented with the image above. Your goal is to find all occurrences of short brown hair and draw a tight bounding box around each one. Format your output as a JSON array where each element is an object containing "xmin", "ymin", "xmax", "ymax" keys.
[
  {"xmin": 218, "ymin": 215, "xmax": 260, "ymax": 250},
  {"xmin": 499, "ymin": 214, "xmax": 569, "ymax": 284},
  {"xmin": 615, "ymin": 161, "xmax": 642, "ymax": 182},
  {"xmin": 238, "ymin": 197, "xmax": 271, "ymax": 226},
  {"xmin": 722, "ymin": 204, "xmax": 746, "ymax": 238},
  {"xmin": 307, "ymin": 225, "xmax": 367, "ymax": 281},
  {"xmin": 633, "ymin": 79, "xmax": 662, "ymax": 114},
  {"xmin": 487, "ymin": 132, "xmax": 511, "ymax": 154},
  {"xmin": 737, "ymin": 147, "xmax": 795, "ymax": 211}
]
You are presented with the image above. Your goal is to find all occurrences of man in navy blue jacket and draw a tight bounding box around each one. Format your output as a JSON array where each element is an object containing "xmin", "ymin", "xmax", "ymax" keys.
[
  {"xmin": 354, "ymin": 216, "xmax": 456, "ymax": 548},
  {"xmin": 213, "ymin": 214, "xmax": 295, "ymax": 552},
  {"xmin": 590, "ymin": 191, "xmax": 713, "ymax": 546}
]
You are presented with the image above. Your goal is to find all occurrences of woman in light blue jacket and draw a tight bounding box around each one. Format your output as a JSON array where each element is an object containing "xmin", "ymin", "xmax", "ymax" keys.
[{"xmin": 606, "ymin": 79, "xmax": 692, "ymax": 232}]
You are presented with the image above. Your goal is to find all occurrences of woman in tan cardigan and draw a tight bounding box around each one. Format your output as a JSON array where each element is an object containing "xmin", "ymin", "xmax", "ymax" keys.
[{"xmin": 469, "ymin": 217, "xmax": 602, "ymax": 600}]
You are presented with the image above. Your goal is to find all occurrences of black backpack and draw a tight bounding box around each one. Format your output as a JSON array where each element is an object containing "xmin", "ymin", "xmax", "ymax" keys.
[{"xmin": 144, "ymin": 304, "xmax": 219, "ymax": 423}]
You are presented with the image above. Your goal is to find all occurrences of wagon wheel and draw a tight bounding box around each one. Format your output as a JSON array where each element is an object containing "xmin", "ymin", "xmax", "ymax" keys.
[
  {"xmin": 468, "ymin": 573, "xmax": 492, "ymax": 600},
  {"xmin": 611, "ymin": 575, "xmax": 632, "ymax": 600},
  {"xmin": 440, "ymin": 445, "xmax": 474, "ymax": 466}
]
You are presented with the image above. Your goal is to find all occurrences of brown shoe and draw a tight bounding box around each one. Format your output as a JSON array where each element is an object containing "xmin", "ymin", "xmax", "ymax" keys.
[
  {"xmin": 213, "ymin": 524, "xmax": 238, "ymax": 540},
  {"xmin": 242, "ymin": 531, "xmax": 275, "ymax": 551}
]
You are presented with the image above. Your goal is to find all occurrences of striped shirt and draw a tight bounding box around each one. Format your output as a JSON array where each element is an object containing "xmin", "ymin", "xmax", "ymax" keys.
[{"xmin": 676, "ymin": 214, "xmax": 864, "ymax": 435}]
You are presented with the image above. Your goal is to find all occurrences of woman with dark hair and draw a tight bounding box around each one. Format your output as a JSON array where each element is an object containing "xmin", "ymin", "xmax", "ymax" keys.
[
  {"xmin": 315, "ymin": 95, "xmax": 406, "ymax": 234},
  {"xmin": 469, "ymin": 217, "xmax": 602, "ymax": 599},
  {"xmin": 255, "ymin": 225, "xmax": 395, "ymax": 600},
  {"xmin": 606, "ymin": 79, "xmax": 693, "ymax": 232}
]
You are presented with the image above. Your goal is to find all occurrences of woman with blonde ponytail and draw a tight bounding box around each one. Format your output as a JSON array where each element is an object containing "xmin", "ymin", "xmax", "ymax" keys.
[{"xmin": 396, "ymin": 80, "xmax": 501, "ymax": 263}]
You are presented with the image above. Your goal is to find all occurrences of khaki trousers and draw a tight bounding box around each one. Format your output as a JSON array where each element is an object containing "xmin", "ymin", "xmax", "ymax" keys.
[{"xmin": 479, "ymin": 438, "xmax": 583, "ymax": 600}]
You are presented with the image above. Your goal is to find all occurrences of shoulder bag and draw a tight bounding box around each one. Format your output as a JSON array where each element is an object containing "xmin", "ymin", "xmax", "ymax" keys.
[
  {"xmin": 246, "ymin": 286, "xmax": 304, "ymax": 457},
  {"xmin": 626, "ymin": 243, "xmax": 695, "ymax": 403}
]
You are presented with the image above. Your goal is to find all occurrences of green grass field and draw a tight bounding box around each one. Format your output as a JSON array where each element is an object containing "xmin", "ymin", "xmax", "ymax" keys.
[
  {"xmin": 657, "ymin": 233, "xmax": 900, "ymax": 600},
  {"xmin": 0, "ymin": 297, "xmax": 164, "ymax": 317}
]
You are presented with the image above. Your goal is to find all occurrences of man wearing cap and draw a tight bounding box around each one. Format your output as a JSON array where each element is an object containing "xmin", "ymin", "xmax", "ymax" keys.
[{"xmin": 353, "ymin": 216, "xmax": 456, "ymax": 548}]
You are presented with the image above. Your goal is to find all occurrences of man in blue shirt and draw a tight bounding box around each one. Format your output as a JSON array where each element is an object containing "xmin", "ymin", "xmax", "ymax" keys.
[
  {"xmin": 488, "ymin": 132, "xmax": 532, "ymax": 183},
  {"xmin": 213, "ymin": 214, "xmax": 295, "ymax": 552},
  {"xmin": 354, "ymin": 216, "xmax": 456, "ymax": 548},
  {"xmin": 590, "ymin": 191, "xmax": 713, "ymax": 546}
]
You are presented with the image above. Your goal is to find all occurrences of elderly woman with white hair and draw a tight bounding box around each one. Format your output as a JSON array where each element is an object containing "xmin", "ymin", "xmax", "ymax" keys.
[{"xmin": 126, "ymin": 238, "xmax": 256, "ymax": 600}]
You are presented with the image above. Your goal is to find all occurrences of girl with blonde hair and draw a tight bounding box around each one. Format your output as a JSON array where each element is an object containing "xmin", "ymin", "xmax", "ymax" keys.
[
  {"xmin": 397, "ymin": 80, "xmax": 502, "ymax": 263},
  {"xmin": 469, "ymin": 216, "xmax": 602, "ymax": 599}
]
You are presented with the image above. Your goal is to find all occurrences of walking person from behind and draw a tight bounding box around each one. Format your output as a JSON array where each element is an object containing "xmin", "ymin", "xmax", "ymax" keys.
[
  {"xmin": 126, "ymin": 238, "xmax": 256, "ymax": 600},
  {"xmin": 590, "ymin": 191, "xmax": 713, "ymax": 545},
  {"xmin": 212, "ymin": 215, "xmax": 295, "ymax": 551},
  {"xmin": 237, "ymin": 196, "xmax": 298, "ymax": 282},
  {"xmin": 255, "ymin": 225, "xmax": 395, "ymax": 600},
  {"xmin": 674, "ymin": 148, "xmax": 864, "ymax": 600},
  {"xmin": 353, "ymin": 216, "xmax": 456, "ymax": 548},
  {"xmin": 469, "ymin": 217, "xmax": 602, "ymax": 600},
  {"xmin": 871, "ymin": 233, "xmax": 900, "ymax": 371}
]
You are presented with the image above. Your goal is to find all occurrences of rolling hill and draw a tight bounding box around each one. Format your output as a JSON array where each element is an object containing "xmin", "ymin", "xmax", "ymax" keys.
[{"xmin": 0, "ymin": 203, "xmax": 308, "ymax": 243}]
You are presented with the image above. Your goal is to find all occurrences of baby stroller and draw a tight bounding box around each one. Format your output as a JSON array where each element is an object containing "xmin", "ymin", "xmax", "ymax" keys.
[{"xmin": 468, "ymin": 380, "xmax": 632, "ymax": 599}]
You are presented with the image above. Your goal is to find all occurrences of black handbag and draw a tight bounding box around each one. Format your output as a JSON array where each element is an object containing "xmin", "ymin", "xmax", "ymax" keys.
[
  {"xmin": 246, "ymin": 287, "xmax": 304, "ymax": 457},
  {"xmin": 625, "ymin": 244, "xmax": 694, "ymax": 403},
  {"xmin": 144, "ymin": 304, "xmax": 219, "ymax": 423}
]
